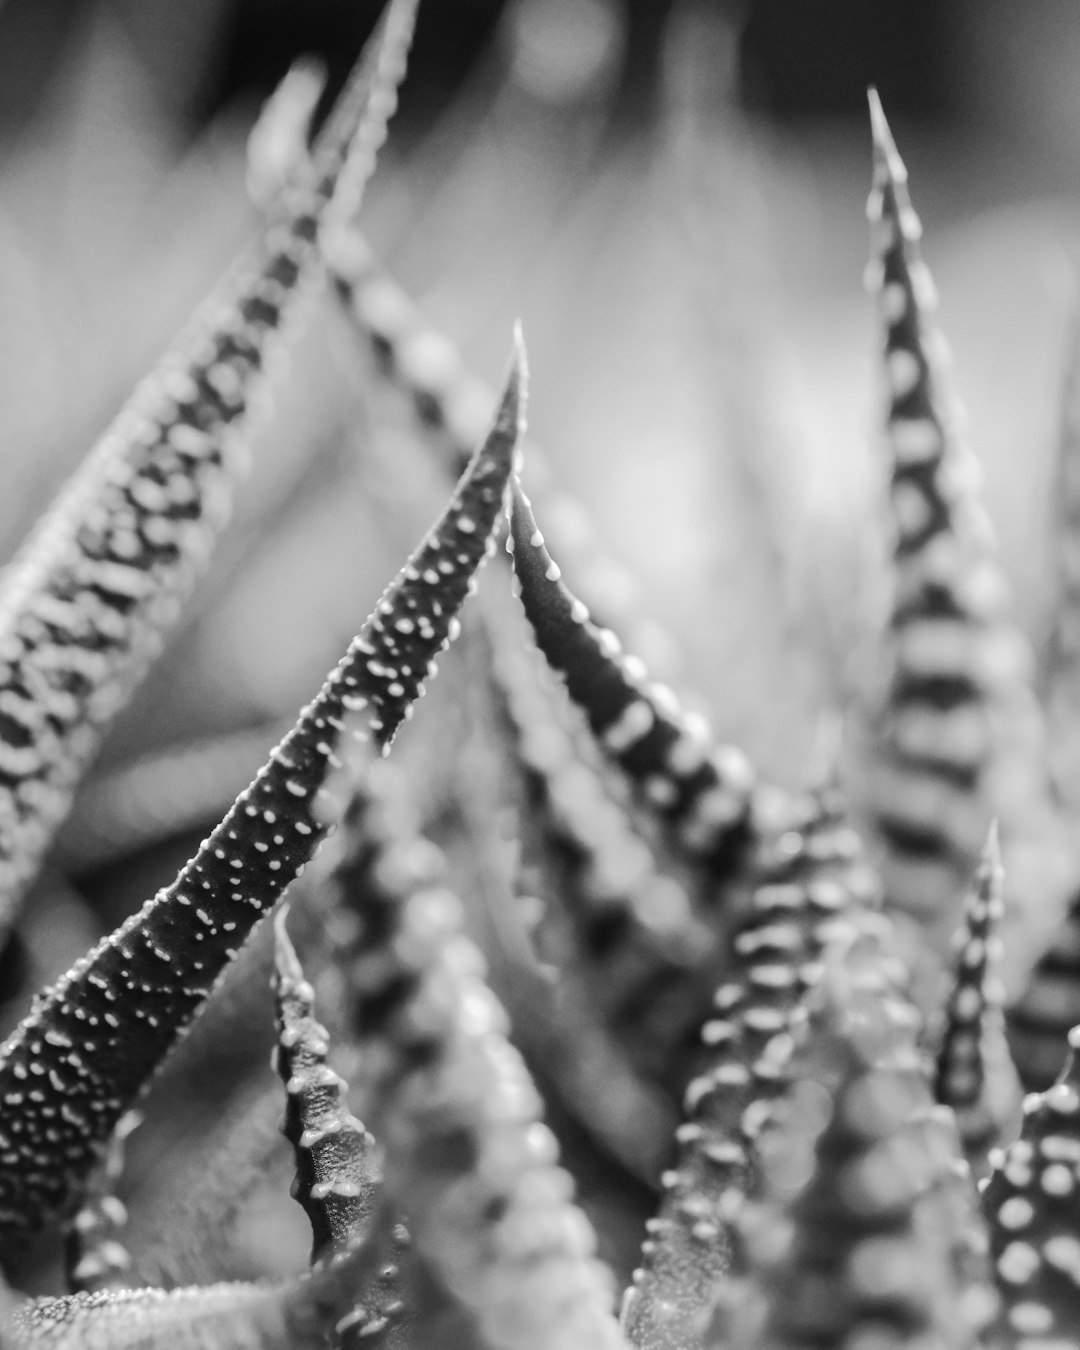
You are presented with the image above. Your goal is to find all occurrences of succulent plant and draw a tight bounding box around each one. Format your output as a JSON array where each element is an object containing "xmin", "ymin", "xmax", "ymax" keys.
[{"xmin": 4, "ymin": 5, "xmax": 1080, "ymax": 1349}]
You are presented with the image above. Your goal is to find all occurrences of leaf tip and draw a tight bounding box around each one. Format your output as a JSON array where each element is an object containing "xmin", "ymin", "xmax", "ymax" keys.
[
  {"xmin": 983, "ymin": 818, "xmax": 1001, "ymax": 870},
  {"xmin": 867, "ymin": 85, "xmax": 906, "ymax": 185}
]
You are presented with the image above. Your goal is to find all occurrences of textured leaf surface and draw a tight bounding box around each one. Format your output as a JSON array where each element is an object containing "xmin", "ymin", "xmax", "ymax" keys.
[
  {"xmin": 713, "ymin": 959, "xmax": 998, "ymax": 1350},
  {"xmin": 326, "ymin": 228, "xmax": 684, "ymax": 678},
  {"xmin": 14, "ymin": 1232, "xmax": 383, "ymax": 1350},
  {"xmin": 860, "ymin": 91, "xmax": 1067, "ymax": 1006},
  {"xmin": 508, "ymin": 478, "xmax": 754, "ymax": 872},
  {"xmin": 0, "ymin": 0, "xmax": 417, "ymax": 948},
  {"xmin": 273, "ymin": 911, "xmax": 379, "ymax": 1261},
  {"xmin": 933, "ymin": 826, "xmax": 1019, "ymax": 1171},
  {"xmin": 622, "ymin": 784, "xmax": 897, "ymax": 1350},
  {"xmin": 0, "ymin": 346, "xmax": 524, "ymax": 1230},
  {"xmin": 317, "ymin": 755, "xmax": 629, "ymax": 1350},
  {"xmin": 982, "ymin": 1027, "xmax": 1080, "ymax": 1345}
]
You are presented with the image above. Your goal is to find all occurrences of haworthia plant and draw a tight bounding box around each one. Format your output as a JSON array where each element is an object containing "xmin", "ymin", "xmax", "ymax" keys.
[
  {"xmin": 315, "ymin": 747, "xmax": 629, "ymax": 1350},
  {"xmin": 3, "ymin": 32, "xmax": 1080, "ymax": 1350},
  {"xmin": 933, "ymin": 824, "xmax": 1019, "ymax": 1171},
  {"xmin": 0, "ymin": 341, "xmax": 524, "ymax": 1230},
  {"xmin": 861, "ymin": 90, "xmax": 1067, "ymax": 994},
  {"xmin": 420, "ymin": 614, "xmax": 680, "ymax": 1185},
  {"xmin": 480, "ymin": 580, "xmax": 714, "ymax": 1100},
  {"xmin": 0, "ymin": 0, "xmax": 417, "ymax": 950},
  {"xmin": 715, "ymin": 959, "xmax": 999, "ymax": 1350},
  {"xmin": 323, "ymin": 227, "xmax": 685, "ymax": 680},
  {"xmin": 273, "ymin": 911, "xmax": 415, "ymax": 1347},
  {"xmin": 981, "ymin": 1025, "xmax": 1080, "ymax": 1344},
  {"xmin": 1009, "ymin": 894, "xmax": 1080, "ymax": 1092},
  {"xmin": 507, "ymin": 477, "xmax": 755, "ymax": 875},
  {"xmin": 272, "ymin": 910, "xmax": 379, "ymax": 1262},
  {"xmin": 622, "ymin": 781, "xmax": 902, "ymax": 1350}
]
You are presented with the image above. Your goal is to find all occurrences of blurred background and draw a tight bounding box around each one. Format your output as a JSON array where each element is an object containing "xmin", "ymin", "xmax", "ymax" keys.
[{"xmin": 1, "ymin": 0, "xmax": 1079, "ymax": 1292}]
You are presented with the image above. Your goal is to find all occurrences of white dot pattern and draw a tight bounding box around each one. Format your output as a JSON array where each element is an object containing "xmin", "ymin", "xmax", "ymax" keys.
[
  {"xmin": 324, "ymin": 220, "xmax": 684, "ymax": 681},
  {"xmin": 716, "ymin": 931, "xmax": 997, "ymax": 1350},
  {"xmin": 934, "ymin": 828, "xmax": 1009, "ymax": 1164},
  {"xmin": 508, "ymin": 478, "xmax": 755, "ymax": 873},
  {"xmin": 0, "ymin": 348, "xmax": 521, "ymax": 1231},
  {"xmin": 485, "ymin": 583, "xmax": 713, "ymax": 1097},
  {"xmin": 624, "ymin": 783, "xmax": 920, "ymax": 1350},
  {"xmin": 863, "ymin": 91, "xmax": 1037, "ymax": 966},
  {"xmin": 982, "ymin": 1030, "xmax": 1080, "ymax": 1340},
  {"xmin": 0, "ymin": 0, "xmax": 417, "ymax": 955}
]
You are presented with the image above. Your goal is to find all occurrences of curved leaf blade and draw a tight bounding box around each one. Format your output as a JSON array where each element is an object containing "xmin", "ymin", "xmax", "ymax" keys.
[
  {"xmin": 272, "ymin": 910, "xmax": 379, "ymax": 1262},
  {"xmin": 0, "ymin": 343, "xmax": 524, "ymax": 1231},
  {"xmin": 0, "ymin": 0, "xmax": 418, "ymax": 945},
  {"xmin": 507, "ymin": 477, "xmax": 754, "ymax": 873}
]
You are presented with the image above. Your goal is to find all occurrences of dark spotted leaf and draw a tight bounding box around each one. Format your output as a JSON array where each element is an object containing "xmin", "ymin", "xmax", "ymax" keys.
[
  {"xmin": 0, "ymin": 0, "xmax": 417, "ymax": 947},
  {"xmin": 0, "ymin": 340, "xmax": 524, "ymax": 1231},
  {"xmin": 623, "ymin": 783, "xmax": 897, "ymax": 1350},
  {"xmin": 982, "ymin": 1025, "xmax": 1080, "ymax": 1345},
  {"xmin": 315, "ymin": 751, "xmax": 628, "ymax": 1350},
  {"xmin": 508, "ymin": 477, "xmax": 754, "ymax": 875},
  {"xmin": 933, "ymin": 824, "xmax": 1020, "ymax": 1171},
  {"xmin": 713, "ymin": 957, "xmax": 998, "ymax": 1350}
]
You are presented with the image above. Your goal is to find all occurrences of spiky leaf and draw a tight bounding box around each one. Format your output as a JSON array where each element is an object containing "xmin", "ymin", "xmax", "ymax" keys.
[
  {"xmin": 623, "ymin": 783, "xmax": 896, "ymax": 1350},
  {"xmin": 508, "ymin": 477, "xmax": 754, "ymax": 873},
  {"xmin": 272, "ymin": 909, "xmax": 380, "ymax": 1260},
  {"xmin": 317, "ymin": 752, "xmax": 628, "ymax": 1350},
  {"xmin": 0, "ymin": 345, "xmax": 524, "ymax": 1230},
  {"xmin": 934, "ymin": 825, "xmax": 1019, "ymax": 1170},
  {"xmin": 0, "ymin": 0, "xmax": 417, "ymax": 946},
  {"xmin": 982, "ymin": 1025, "xmax": 1080, "ymax": 1344},
  {"xmin": 716, "ymin": 959, "xmax": 998, "ymax": 1350}
]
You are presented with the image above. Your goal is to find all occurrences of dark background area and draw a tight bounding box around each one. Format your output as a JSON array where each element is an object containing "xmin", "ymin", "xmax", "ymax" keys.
[{"xmin": 0, "ymin": 0, "xmax": 960, "ymax": 135}]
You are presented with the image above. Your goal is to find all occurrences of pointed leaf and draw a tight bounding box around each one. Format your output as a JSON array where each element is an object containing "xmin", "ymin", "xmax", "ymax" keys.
[
  {"xmin": 933, "ymin": 824, "xmax": 1019, "ymax": 1170},
  {"xmin": 0, "ymin": 0, "xmax": 417, "ymax": 945},
  {"xmin": 861, "ymin": 90, "xmax": 1058, "ymax": 983},
  {"xmin": 325, "ymin": 229, "xmax": 684, "ymax": 678},
  {"xmin": 0, "ymin": 346, "xmax": 524, "ymax": 1231},
  {"xmin": 481, "ymin": 583, "xmax": 715, "ymax": 1096},
  {"xmin": 318, "ymin": 752, "xmax": 629, "ymax": 1350},
  {"xmin": 272, "ymin": 909, "xmax": 380, "ymax": 1261},
  {"xmin": 622, "ymin": 784, "xmax": 896, "ymax": 1350},
  {"xmin": 507, "ymin": 477, "xmax": 754, "ymax": 872},
  {"xmin": 714, "ymin": 957, "xmax": 998, "ymax": 1350}
]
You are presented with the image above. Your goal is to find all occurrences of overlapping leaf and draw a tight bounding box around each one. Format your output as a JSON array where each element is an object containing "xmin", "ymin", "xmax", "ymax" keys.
[
  {"xmin": 0, "ymin": 0, "xmax": 417, "ymax": 948},
  {"xmin": 0, "ymin": 339, "xmax": 524, "ymax": 1230}
]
